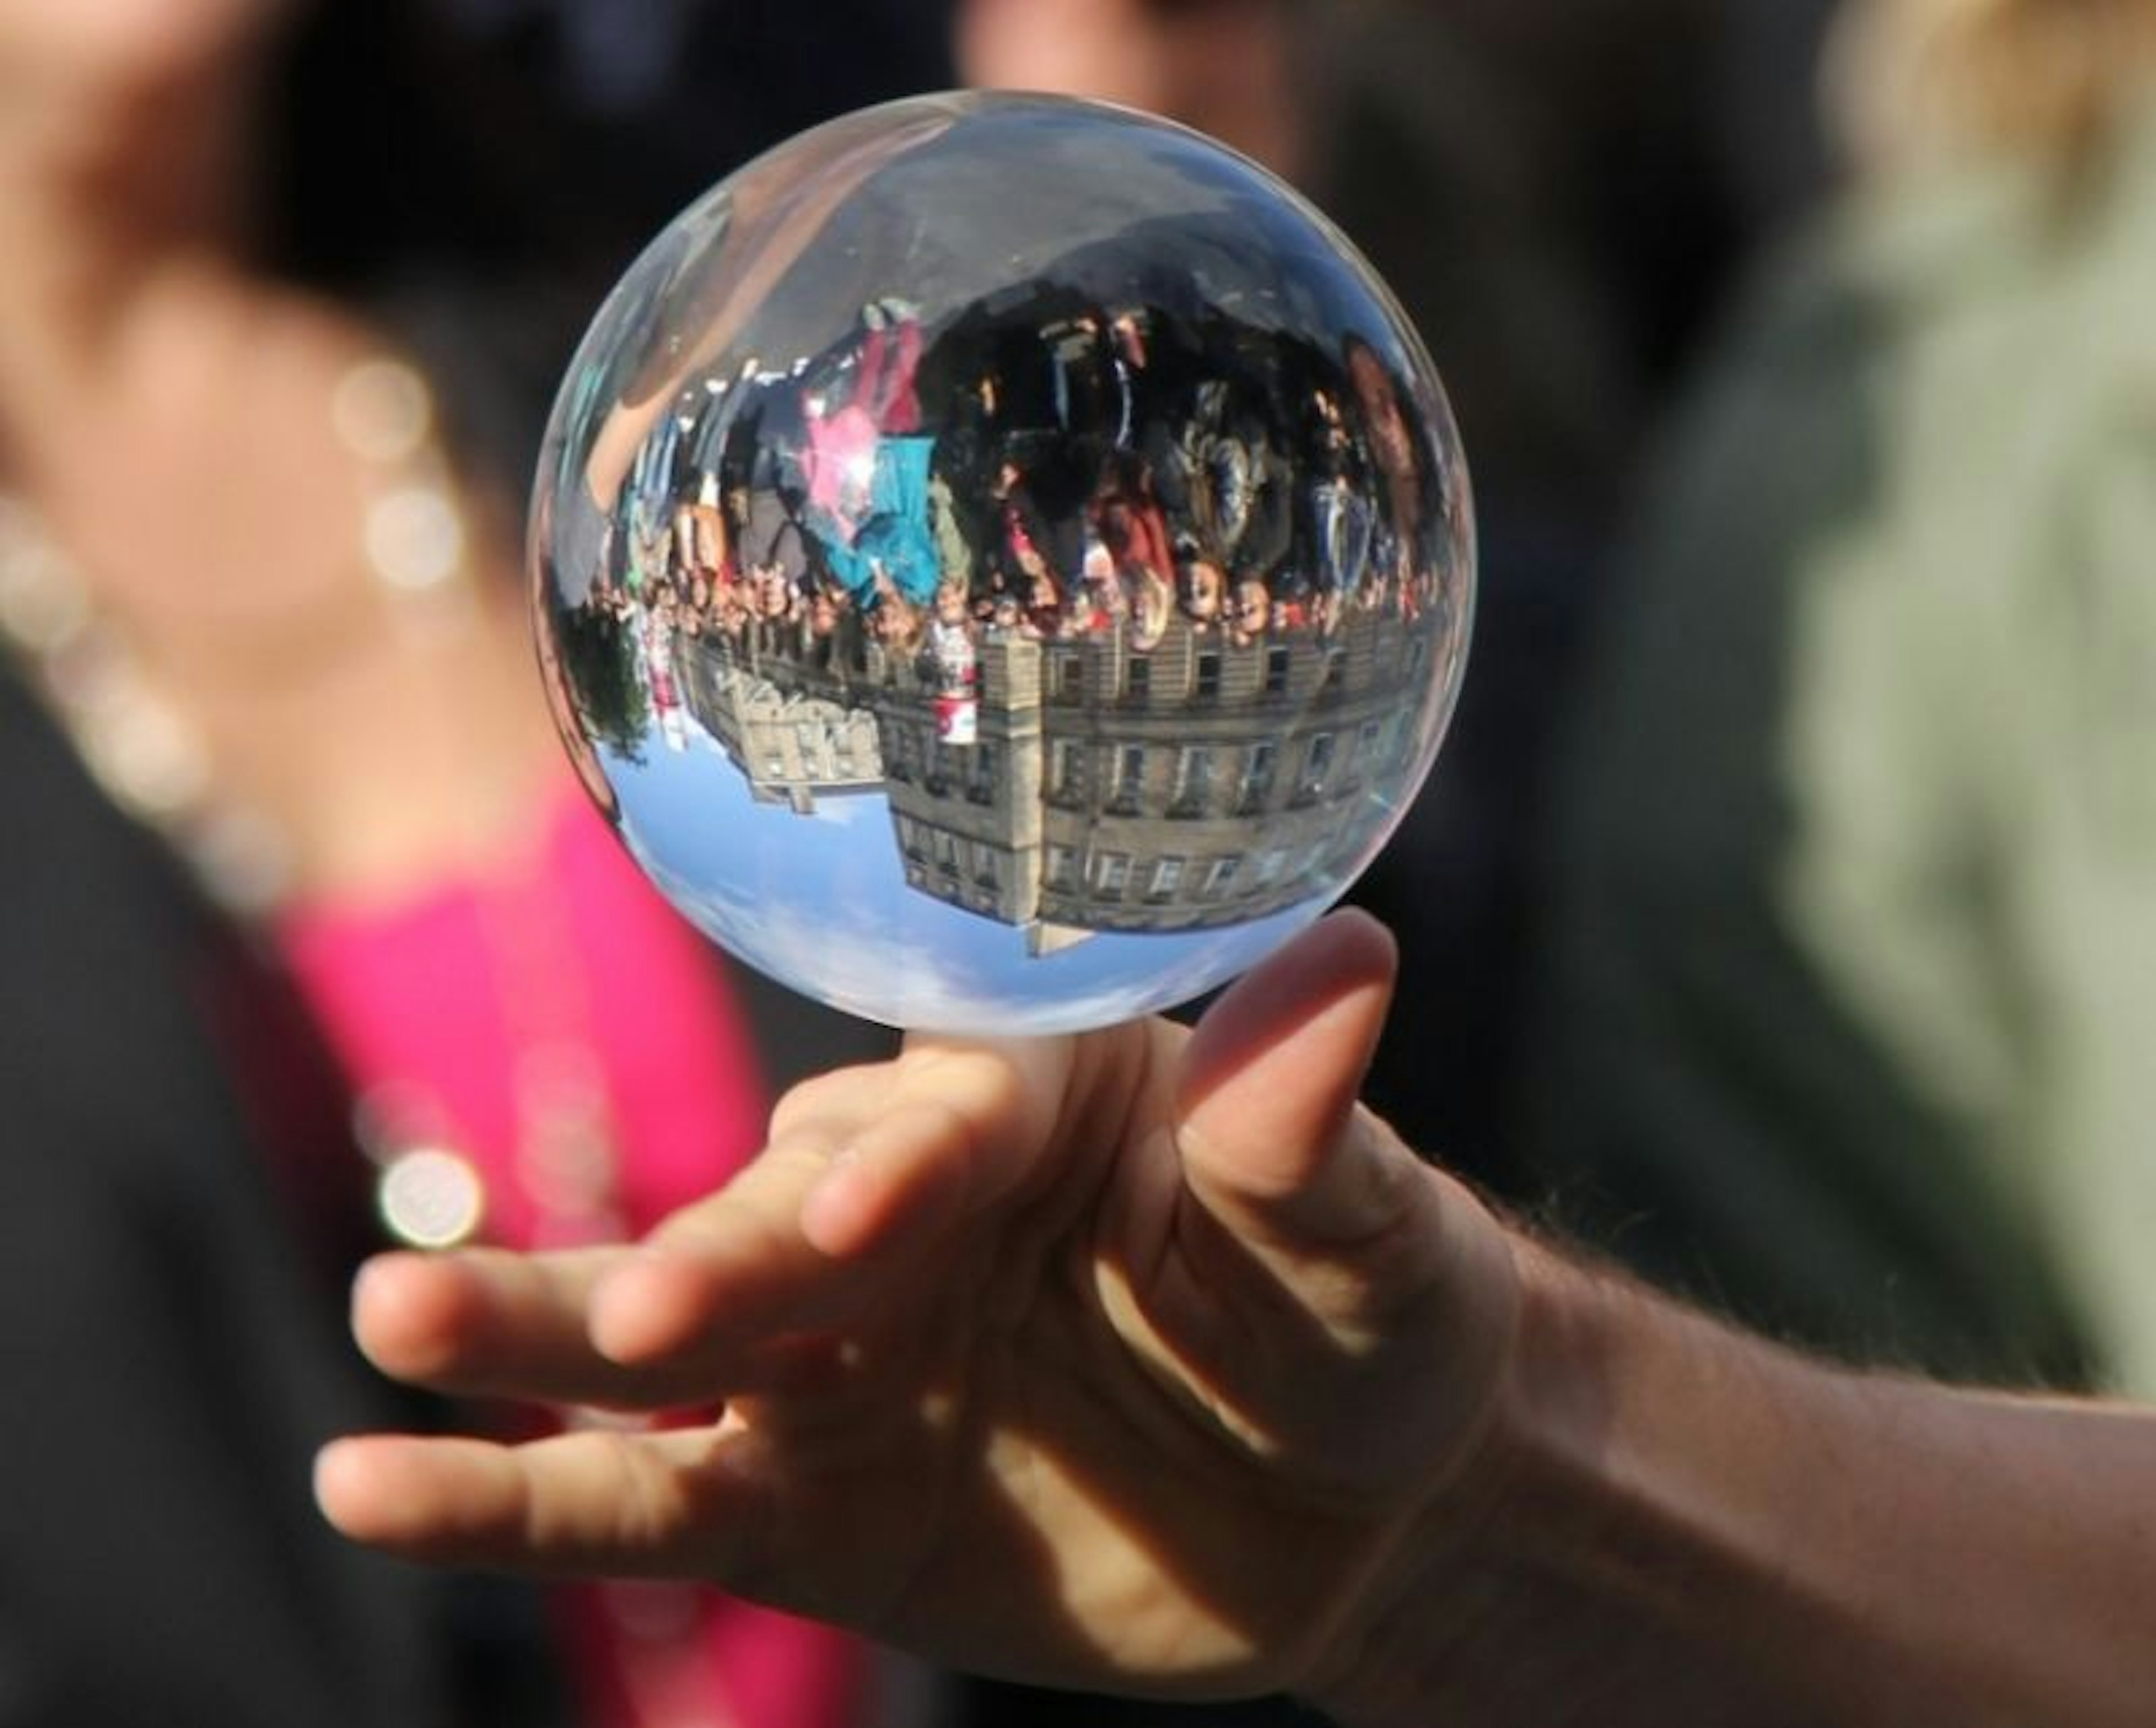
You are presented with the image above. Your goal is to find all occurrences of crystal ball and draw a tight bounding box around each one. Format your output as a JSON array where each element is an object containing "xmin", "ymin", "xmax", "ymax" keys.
[{"xmin": 530, "ymin": 92, "xmax": 1473, "ymax": 1034}]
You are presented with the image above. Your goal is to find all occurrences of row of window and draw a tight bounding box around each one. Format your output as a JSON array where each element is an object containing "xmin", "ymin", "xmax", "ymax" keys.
[
  {"xmin": 756, "ymin": 717, "xmax": 877, "ymax": 783},
  {"xmin": 890, "ymin": 816, "xmax": 1341, "ymax": 915},
  {"xmin": 1051, "ymin": 644, "xmax": 1301, "ymax": 706},
  {"xmin": 897, "ymin": 815, "xmax": 1006, "ymax": 894},
  {"xmin": 887, "ymin": 732, "xmax": 1001, "ymax": 805},
  {"xmin": 1043, "ymin": 633, "xmax": 1432, "ymax": 707},
  {"xmin": 1045, "ymin": 838, "xmax": 1325, "ymax": 906},
  {"xmin": 751, "ymin": 698, "xmax": 1413, "ymax": 833},
  {"xmin": 1047, "ymin": 714, "xmax": 1405, "ymax": 816}
]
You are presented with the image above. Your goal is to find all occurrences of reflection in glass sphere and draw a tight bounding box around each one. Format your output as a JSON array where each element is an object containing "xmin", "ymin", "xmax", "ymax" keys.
[{"xmin": 531, "ymin": 92, "xmax": 1473, "ymax": 1034}]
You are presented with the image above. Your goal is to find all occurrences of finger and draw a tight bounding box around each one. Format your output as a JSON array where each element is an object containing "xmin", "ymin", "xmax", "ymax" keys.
[
  {"xmin": 793, "ymin": 1097, "xmax": 984, "ymax": 1260},
  {"xmin": 764, "ymin": 1055, "xmax": 900, "ymax": 1146},
  {"xmin": 1158, "ymin": 911, "xmax": 1525, "ymax": 1492},
  {"xmin": 797, "ymin": 1035, "xmax": 1084, "ymax": 1256},
  {"xmin": 1175, "ymin": 909, "xmax": 1422, "ymax": 1248},
  {"xmin": 314, "ymin": 1424, "xmax": 759, "ymax": 1579},
  {"xmin": 590, "ymin": 1093, "xmax": 934, "ymax": 1369},
  {"xmin": 589, "ymin": 1122, "xmax": 864, "ymax": 1369},
  {"xmin": 349, "ymin": 1247, "xmax": 692, "ymax": 1407},
  {"xmin": 351, "ymin": 1244, "xmax": 856, "ymax": 1410},
  {"xmin": 596, "ymin": 1037, "xmax": 1085, "ymax": 1367}
]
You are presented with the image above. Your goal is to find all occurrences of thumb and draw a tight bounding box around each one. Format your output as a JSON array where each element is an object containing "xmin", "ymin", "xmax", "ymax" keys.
[{"xmin": 1174, "ymin": 908, "xmax": 1417, "ymax": 1246}]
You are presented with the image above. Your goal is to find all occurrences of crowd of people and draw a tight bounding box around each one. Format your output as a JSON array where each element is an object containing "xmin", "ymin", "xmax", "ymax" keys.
[{"xmin": 569, "ymin": 289, "xmax": 1457, "ymax": 748}]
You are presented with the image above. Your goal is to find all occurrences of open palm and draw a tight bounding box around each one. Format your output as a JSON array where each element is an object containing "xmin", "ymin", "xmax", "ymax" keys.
[{"xmin": 317, "ymin": 912, "xmax": 1522, "ymax": 1703}]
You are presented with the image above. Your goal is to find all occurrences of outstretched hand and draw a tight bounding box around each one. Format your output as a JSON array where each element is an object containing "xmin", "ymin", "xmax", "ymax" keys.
[{"xmin": 316, "ymin": 910, "xmax": 1523, "ymax": 1704}]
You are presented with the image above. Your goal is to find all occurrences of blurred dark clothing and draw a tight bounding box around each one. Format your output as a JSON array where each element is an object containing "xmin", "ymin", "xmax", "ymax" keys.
[
  {"xmin": 1315, "ymin": 2, "xmax": 1839, "ymax": 1188},
  {"xmin": 0, "ymin": 665, "xmax": 570, "ymax": 1728},
  {"xmin": 960, "ymin": 1685, "xmax": 1318, "ymax": 1728},
  {"xmin": 277, "ymin": 1, "xmax": 960, "ymax": 287},
  {"xmin": 287, "ymin": 1, "xmax": 960, "ymax": 493}
]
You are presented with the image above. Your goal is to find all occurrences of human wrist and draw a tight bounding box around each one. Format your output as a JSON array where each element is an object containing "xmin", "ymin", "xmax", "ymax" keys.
[
  {"xmin": 1286, "ymin": 1206, "xmax": 1551, "ymax": 1728},
  {"xmin": 1303, "ymin": 1233, "xmax": 1834, "ymax": 1727}
]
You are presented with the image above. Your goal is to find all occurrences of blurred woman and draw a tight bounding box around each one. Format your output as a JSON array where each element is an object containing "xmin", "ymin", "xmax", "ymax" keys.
[{"xmin": 0, "ymin": 3, "xmax": 929, "ymax": 1724}]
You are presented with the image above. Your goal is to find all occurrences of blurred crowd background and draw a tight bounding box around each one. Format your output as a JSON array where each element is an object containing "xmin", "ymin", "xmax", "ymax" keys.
[{"xmin": 4, "ymin": 0, "xmax": 2153, "ymax": 1724}]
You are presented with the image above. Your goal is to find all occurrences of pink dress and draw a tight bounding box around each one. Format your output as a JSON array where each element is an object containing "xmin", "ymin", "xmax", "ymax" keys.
[{"xmin": 278, "ymin": 778, "xmax": 870, "ymax": 1728}]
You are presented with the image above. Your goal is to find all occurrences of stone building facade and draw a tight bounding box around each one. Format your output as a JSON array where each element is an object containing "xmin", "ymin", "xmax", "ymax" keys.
[{"xmin": 678, "ymin": 599, "xmax": 1456, "ymax": 950}]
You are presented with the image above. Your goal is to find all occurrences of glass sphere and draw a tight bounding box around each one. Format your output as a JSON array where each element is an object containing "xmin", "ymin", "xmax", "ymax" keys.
[{"xmin": 531, "ymin": 92, "xmax": 1473, "ymax": 1034}]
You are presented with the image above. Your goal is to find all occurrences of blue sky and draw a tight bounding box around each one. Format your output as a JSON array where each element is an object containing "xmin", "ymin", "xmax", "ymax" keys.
[{"xmin": 603, "ymin": 718, "xmax": 1320, "ymax": 1036}]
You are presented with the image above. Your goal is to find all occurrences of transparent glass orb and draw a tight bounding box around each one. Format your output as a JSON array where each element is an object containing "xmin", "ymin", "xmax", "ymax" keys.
[{"xmin": 531, "ymin": 91, "xmax": 1473, "ymax": 1034}]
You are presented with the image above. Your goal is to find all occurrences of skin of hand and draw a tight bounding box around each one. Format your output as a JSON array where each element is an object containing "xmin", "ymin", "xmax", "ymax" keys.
[
  {"xmin": 314, "ymin": 909, "xmax": 1527, "ymax": 1704},
  {"xmin": 319, "ymin": 906, "xmax": 2156, "ymax": 1726}
]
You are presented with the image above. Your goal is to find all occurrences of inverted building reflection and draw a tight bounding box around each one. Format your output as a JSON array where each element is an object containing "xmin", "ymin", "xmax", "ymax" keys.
[{"xmin": 551, "ymin": 270, "xmax": 1467, "ymax": 954}]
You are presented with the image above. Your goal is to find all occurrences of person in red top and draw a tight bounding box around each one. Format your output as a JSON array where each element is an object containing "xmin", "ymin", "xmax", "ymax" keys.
[{"xmin": 0, "ymin": 2, "xmax": 933, "ymax": 1724}]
